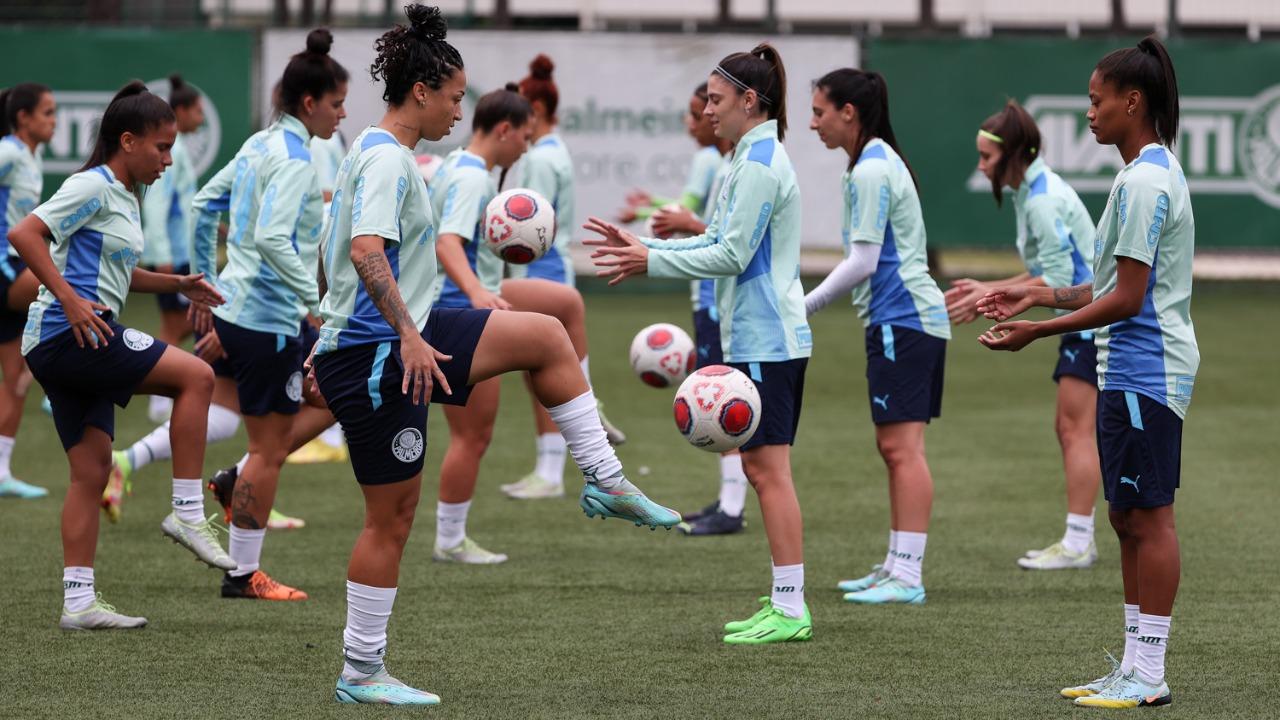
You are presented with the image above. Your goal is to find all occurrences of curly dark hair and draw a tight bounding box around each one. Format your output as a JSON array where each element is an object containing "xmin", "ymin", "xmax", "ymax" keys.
[{"xmin": 371, "ymin": 4, "xmax": 464, "ymax": 106}]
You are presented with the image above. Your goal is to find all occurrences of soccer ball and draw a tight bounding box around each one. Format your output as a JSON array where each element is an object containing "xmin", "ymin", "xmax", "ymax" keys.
[
  {"xmin": 644, "ymin": 202, "xmax": 687, "ymax": 240},
  {"xmin": 629, "ymin": 323, "xmax": 695, "ymax": 388},
  {"xmin": 672, "ymin": 365, "xmax": 762, "ymax": 453},
  {"xmin": 484, "ymin": 188, "xmax": 555, "ymax": 264}
]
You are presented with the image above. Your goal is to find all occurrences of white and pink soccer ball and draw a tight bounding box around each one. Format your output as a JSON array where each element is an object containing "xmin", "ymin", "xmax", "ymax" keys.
[
  {"xmin": 672, "ymin": 365, "xmax": 762, "ymax": 453},
  {"xmin": 629, "ymin": 323, "xmax": 695, "ymax": 388},
  {"xmin": 484, "ymin": 188, "xmax": 555, "ymax": 264}
]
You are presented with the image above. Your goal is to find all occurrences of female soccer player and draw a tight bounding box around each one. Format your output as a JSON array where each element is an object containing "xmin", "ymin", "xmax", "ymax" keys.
[
  {"xmin": 187, "ymin": 29, "xmax": 348, "ymax": 601},
  {"xmin": 7, "ymin": 81, "xmax": 229, "ymax": 629},
  {"xmin": 315, "ymin": 6, "xmax": 677, "ymax": 704},
  {"xmin": 0, "ymin": 82, "xmax": 55, "ymax": 499},
  {"xmin": 587, "ymin": 44, "xmax": 814, "ymax": 644},
  {"xmin": 978, "ymin": 36, "xmax": 1194, "ymax": 709},
  {"xmin": 805, "ymin": 69, "xmax": 950, "ymax": 605},
  {"xmin": 944, "ymin": 100, "xmax": 1101, "ymax": 570}
]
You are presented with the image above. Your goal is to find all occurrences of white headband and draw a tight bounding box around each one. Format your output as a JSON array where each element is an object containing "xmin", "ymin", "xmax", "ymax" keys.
[{"xmin": 714, "ymin": 65, "xmax": 773, "ymax": 106}]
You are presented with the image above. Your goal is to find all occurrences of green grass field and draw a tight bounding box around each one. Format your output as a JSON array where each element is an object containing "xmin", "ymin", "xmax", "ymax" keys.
[{"xmin": 3, "ymin": 284, "xmax": 1278, "ymax": 718}]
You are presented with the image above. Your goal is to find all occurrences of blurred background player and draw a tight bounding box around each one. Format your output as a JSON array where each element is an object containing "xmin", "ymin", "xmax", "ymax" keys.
[
  {"xmin": 946, "ymin": 99, "xmax": 1101, "ymax": 570},
  {"xmin": 805, "ymin": 68, "xmax": 950, "ymax": 606}
]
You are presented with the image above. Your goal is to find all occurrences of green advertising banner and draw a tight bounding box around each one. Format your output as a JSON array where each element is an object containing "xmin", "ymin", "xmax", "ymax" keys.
[
  {"xmin": 867, "ymin": 37, "xmax": 1280, "ymax": 248},
  {"xmin": 0, "ymin": 27, "xmax": 255, "ymax": 197}
]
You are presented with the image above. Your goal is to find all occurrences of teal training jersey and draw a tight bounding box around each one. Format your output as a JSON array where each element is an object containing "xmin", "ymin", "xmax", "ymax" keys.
[
  {"xmin": 23, "ymin": 165, "xmax": 144, "ymax": 354},
  {"xmin": 0, "ymin": 134, "xmax": 43, "ymax": 265},
  {"xmin": 140, "ymin": 133, "xmax": 196, "ymax": 268},
  {"xmin": 517, "ymin": 133, "xmax": 575, "ymax": 253},
  {"xmin": 683, "ymin": 145, "xmax": 723, "ymax": 209},
  {"xmin": 647, "ymin": 120, "xmax": 811, "ymax": 362},
  {"xmin": 1092, "ymin": 143, "xmax": 1199, "ymax": 419},
  {"xmin": 311, "ymin": 132, "xmax": 347, "ymax": 195},
  {"xmin": 845, "ymin": 138, "xmax": 950, "ymax": 340},
  {"xmin": 1013, "ymin": 158, "xmax": 1095, "ymax": 291},
  {"xmin": 428, "ymin": 148, "xmax": 502, "ymax": 306},
  {"xmin": 315, "ymin": 126, "xmax": 438, "ymax": 354},
  {"xmin": 192, "ymin": 114, "xmax": 323, "ymax": 336},
  {"xmin": 690, "ymin": 150, "xmax": 730, "ymax": 313}
]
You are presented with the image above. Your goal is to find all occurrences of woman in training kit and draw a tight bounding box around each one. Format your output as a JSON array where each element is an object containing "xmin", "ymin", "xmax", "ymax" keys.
[
  {"xmin": 7, "ymin": 82, "xmax": 229, "ymax": 629},
  {"xmin": 805, "ymin": 69, "xmax": 950, "ymax": 606},
  {"xmin": 187, "ymin": 29, "xmax": 348, "ymax": 601},
  {"xmin": 979, "ymin": 36, "xmax": 1194, "ymax": 709},
  {"xmin": 587, "ymin": 44, "xmax": 814, "ymax": 645},
  {"xmin": 0, "ymin": 82, "xmax": 56, "ymax": 499},
  {"xmin": 947, "ymin": 100, "xmax": 1102, "ymax": 570},
  {"xmin": 314, "ymin": 5, "xmax": 677, "ymax": 705}
]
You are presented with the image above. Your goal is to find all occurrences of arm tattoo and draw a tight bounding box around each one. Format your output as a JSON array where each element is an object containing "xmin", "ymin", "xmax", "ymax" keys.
[
  {"xmin": 354, "ymin": 250, "xmax": 415, "ymax": 336},
  {"xmin": 1052, "ymin": 284, "xmax": 1089, "ymax": 306}
]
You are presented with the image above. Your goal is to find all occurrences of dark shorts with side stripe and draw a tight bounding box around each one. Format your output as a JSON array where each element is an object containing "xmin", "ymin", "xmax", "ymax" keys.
[
  {"xmin": 1098, "ymin": 390, "xmax": 1182, "ymax": 510},
  {"xmin": 692, "ymin": 308, "xmax": 724, "ymax": 368},
  {"xmin": 0, "ymin": 256, "xmax": 29, "ymax": 343},
  {"xmin": 1054, "ymin": 333, "xmax": 1098, "ymax": 386},
  {"xmin": 145, "ymin": 263, "xmax": 192, "ymax": 312},
  {"xmin": 213, "ymin": 316, "xmax": 304, "ymax": 417},
  {"xmin": 313, "ymin": 308, "xmax": 490, "ymax": 485},
  {"xmin": 726, "ymin": 358, "xmax": 807, "ymax": 451},
  {"xmin": 25, "ymin": 316, "xmax": 167, "ymax": 449},
  {"xmin": 865, "ymin": 324, "xmax": 947, "ymax": 425}
]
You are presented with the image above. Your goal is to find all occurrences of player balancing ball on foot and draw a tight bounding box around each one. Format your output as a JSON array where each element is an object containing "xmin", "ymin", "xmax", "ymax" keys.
[
  {"xmin": 673, "ymin": 365, "xmax": 762, "ymax": 453},
  {"xmin": 630, "ymin": 322, "xmax": 696, "ymax": 388}
]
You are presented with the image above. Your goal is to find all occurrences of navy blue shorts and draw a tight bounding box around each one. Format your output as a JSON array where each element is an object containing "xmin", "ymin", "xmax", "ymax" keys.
[
  {"xmin": 213, "ymin": 315, "xmax": 304, "ymax": 417},
  {"xmin": 314, "ymin": 307, "xmax": 491, "ymax": 485},
  {"xmin": 692, "ymin": 308, "xmax": 724, "ymax": 369},
  {"xmin": 1098, "ymin": 390, "xmax": 1182, "ymax": 510},
  {"xmin": 0, "ymin": 256, "xmax": 30, "ymax": 344},
  {"xmin": 146, "ymin": 264, "xmax": 191, "ymax": 312},
  {"xmin": 727, "ymin": 358, "xmax": 807, "ymax": 451},
  {"xmin": 1054, "ymin": 333, "xmax": 1098, "ymax": 385},
  {"xmin": 25, "ymin": 317, "xmax": 167, "ymax": 450},
  {"xmin": 865, "ymin": 324, "xmax": 947, "ymax": 425}
]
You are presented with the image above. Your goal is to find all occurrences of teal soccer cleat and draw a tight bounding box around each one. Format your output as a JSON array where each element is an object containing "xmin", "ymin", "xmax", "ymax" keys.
[
  {"xmin": 837, "ymin": 564, "xmax": 887, "ymax": 593},
  {"xmin": 579, "ymin": 478, "xmax": 680, "ymax": 529},
  {"xmin": 335, "ymin": 665, "xmax": 440, "ymax": 706},
  {"xmin": 1074, "ymin": 671, "xmax": 1171, "ymax": 709},
  {"xmin": 843, "ymin": 577, "xmax": 925, "ymax": 605}
]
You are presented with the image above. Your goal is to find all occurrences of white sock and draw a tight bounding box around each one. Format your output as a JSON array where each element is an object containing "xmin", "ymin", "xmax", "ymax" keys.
[
  {"xmin": 891, "ymin": 531, "xmax": 927, "ymax": 586},
  {"xmin": 128, "ymin": 404, "xmax": 239, "ymax": 472},
  {"xmin": 235, "ymin": 453, "xmax": 249, "ymax": 475},
  {"xmin": 1135, "ymin": 613, "xmax": 1171, "ymax": 685},
  {"xmin": 717, "ymin": 453, "xmax": 747, "ymax": 517},
  {"xmin": 342, "ymin": 580, "xmax": 396, "ymax": 677},
  {"xmin": 883, "ymin": 530, "xmax": 899, "ymax": 576},
  {"xmin": 149, "ymin": 394, "xmax": 172, "ymax": 418},
  {"xmin": 579, "ymin": 356, "xmax": 591, "ymax": 388},
  {"xmin": 534, "ymin": 433, "xmax": 567, "ymax": 485},
  {"xmin": 545, "ymin": 391, "xmax": 622, "ymax": 486},
  {"xmin": 436, "ymin": 500, "xmax": 470, "ymax": 549},
  {"xmin": 171, "ymin": 478, "xmax": 205, "ymax": 524},
  {"xmin": 207, "ymin": 404, "xmax": 241, "ymax": 444},
  {"xmin": 320, "ymin": 422, "xmax": 344, "ymax": 447},
  {"xmin": 770, "ymin": 563, "xmax": 805, "ymax": 618},
  {"xmin": 228, "ymin": 525, "xmax": 266, "ymax": 577},
  {"xmin": 1121, "ymin": 603, "xmax": 1141, "ymax": 673},
  {"xmin": 0, "ymin": 435, "xmax": 14, "ymax": 478},
  {"xmin": 62, "ymin": 566, "xmax": 95, "ymax": 612},
  {"xmin": 1062, "ymin": 511, "xmax": 1095, "ymax": 554}
]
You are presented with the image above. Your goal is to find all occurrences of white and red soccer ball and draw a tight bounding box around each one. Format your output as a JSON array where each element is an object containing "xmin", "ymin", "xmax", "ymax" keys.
[
  {"xmin": 629, "ymin": 323, "xmax": 695, "ymax": 388},
  {"xmin": 672, "ymin": 365, "xmax": 762, "ymax": 453},
  {"xmin": 484, "ymin": 188, "xmax": 555, "ymax": 264}
]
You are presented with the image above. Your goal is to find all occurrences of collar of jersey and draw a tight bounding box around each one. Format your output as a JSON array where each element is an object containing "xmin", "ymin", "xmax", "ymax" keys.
[
  {"xmin": 274, "ymin": 113, "xmax": 313, "ymax": 146},
  {"xmin": 1016, "ymin": 156, "xmax": 1047, "ymax": 203},
  {"xmin": 734, "ymin": 119, "xmax": 778, "ymax": 157}
]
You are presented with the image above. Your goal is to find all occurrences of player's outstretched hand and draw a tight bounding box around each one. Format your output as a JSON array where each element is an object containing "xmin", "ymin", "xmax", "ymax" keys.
[
  {"xmin": 193, "ymin": 327, "xmax": 227, "ymax": 363},
  {"xmin": 977, "ymin": 286, "xmax": 1035, "ymax": 321},
  {"xmin": 944, "ymin": 279, "xmax": 988, "ymax": 324},
  {"xmin": 652, "ymin": 206, "xmax": 696, "ymax": 237},
  {"xmin": 399, "ymin": 334, "xmax": 453, "ymax": 406},
  {"xmin": 978, "ymin": 320, "xmax": 1039, "ymax": 352},
  {"xmin": 178, "ymin": 273, "xmax": 225, "ymax": 307},
  {"xmin": 583, "ymin": 216, "xmax": 649, "ymax": 286}
]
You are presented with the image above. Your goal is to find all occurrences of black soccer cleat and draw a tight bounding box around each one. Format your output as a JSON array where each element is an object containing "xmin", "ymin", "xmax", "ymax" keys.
[{"xmin": 678, "ymin": 509, "xmax": 745, "ymax": 536}]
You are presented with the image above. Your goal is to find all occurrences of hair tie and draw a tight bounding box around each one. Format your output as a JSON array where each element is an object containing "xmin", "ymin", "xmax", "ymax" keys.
[
  {"xmin": 714, "ymin": 65, "xmax": 773, "ymax": 106},
  {"xmin": 978, "ymin": 129, "xmax": 1003, "ymax": 144}
]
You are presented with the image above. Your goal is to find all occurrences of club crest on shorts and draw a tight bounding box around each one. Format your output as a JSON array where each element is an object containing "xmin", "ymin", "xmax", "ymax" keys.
[
  {"xmin": 285, "ymin": 371, "xmax": 303, "ymax": 402},
  {"xmin": 391, "ymin": 427, "xmax": 424, "ymax": 463},
  {"xmin": 122, "ymin": 328, "xmax": 155, "ymax": 352}
]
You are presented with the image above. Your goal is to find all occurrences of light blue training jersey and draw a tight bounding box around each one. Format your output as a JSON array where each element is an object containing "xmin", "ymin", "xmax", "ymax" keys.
[
  {"xmin": 191, "ymin": 114, "xmax": 323, "ymax": 337},
  {"xmin": 140, "ymin": 133, "xmax": 196, "ymax": 268},
  {"xmin": 314, "ymin": 126, "xmax": 438, "ymax": 354},
  {"xmin": 844, "ymin": 138, "xmax": 950, "ymax": 340},
  {"xmin": 0, "ymin": 134, "xmax": 43, "ymax": 268},
  {"xmin": 689, "ymin": 148, "xmax": 729, "ymax": 314},
  {"xmin": 647, "ymin": 120, "xmax": 811, "ymax": 363},
  {"xmin": 23, "ymin": 165, "xmax": 144, "ymax": 354},
  {"xmin": 1013, "ymin": 157, "xmax": 1095, "ymax": 291},
  {"xmin": 428, "ymin": 148, "xmax": 503, "ymax": 307},
  {"xmin": 311, "ymin": 132, "xmax": 347, "ymax": 195},
  {"xmin": 1092, "ymin": 143, "xmax": 1199, "ymax": 419},
  {"xmin": 512, "ymin": 132, "xmax": 575, "ymax": 284}
]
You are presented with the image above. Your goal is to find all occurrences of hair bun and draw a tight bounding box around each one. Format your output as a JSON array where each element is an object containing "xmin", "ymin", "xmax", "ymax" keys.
[
  {"xmin": 405, "ymin": 4, "xmax": 449, "ymax": 41},
  {"xmin": 504, "ymin": 81, "xmax": 520, "ymax": 93},
  {"xmin": 306, "ymin": 28, "xmax": 334, "ymax": 55},
  {"xmin": 169, "ymin": 73, "xmax": 186, "ymax": 91},
  {"xmin": 529, "ymin": 54, "xmax": 554, "ymax": 80}
]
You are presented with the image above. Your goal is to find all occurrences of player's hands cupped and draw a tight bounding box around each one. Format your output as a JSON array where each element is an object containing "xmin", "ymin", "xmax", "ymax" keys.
[
  {"xmin": 978, "ymin": 320, "xmax": 1040, "ymax": 351},
  {"xmin": 193, "ymin": 328, "xmax": 227, "ymax": 363},
  {"xmin": 583, "ymin": 217, "xmax": 649, "ymax": 286},
  {"xmin": 399, "ymin": 335, "xmax": 453, "ymax": 406},
  {"xmin": 652, "ymin": 207, "xmax": 696, "ymax": 237},
  {"xmin": 60, "ymin": 295, "xmax": 114, "ymax": 349},
  {"xmin": 944, "ymin": 279, "xmax": 989, "ymax": 324},
  {"xmin": 467, "ymin": 288, "xmax": 511, "ymax": 311},
  {"xmin": 178, "ymin": 273, "xmax": 225, "ymax": 307},
  {"xmin": 976, "ymin": 287, "xmax": 1035, "ymax": 321},
  {"xmin": 625, "ymin": 189, "xmax": 652, "ymax": 207}
]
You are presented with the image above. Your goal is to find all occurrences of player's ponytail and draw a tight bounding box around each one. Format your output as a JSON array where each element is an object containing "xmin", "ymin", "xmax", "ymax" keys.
[
  {"xmin": 1095, "ymin": 34, "xmax": 1180, "ymax": 148},
  {"xmin": 278, "ymin": 28, "xmax": 350, "ymax": 117},
  {"xmin": 815, "ymin": 68, "xmax": 917, "ymax": 189},
  {"xmin": 716, "ymin": 42, "xmax": 788, "ymax": 140},
  {"xmin": 0, "ymin": 82, "xmax": 51, "ymax": 138},
  {"xmin": 979, "ymin": 99, "xmax": 1041, "ymax": 206},
  {"xmin": 372, "ymin": 4, "xmax": 464, "ymax": 106},
  {"xmin": 518, "ymin": 54, "xmax": 559, "ymax": 119},
  {"xmin": 79, "ymin": 80, "xmax": 175, "ymax": 172},
  {"xmin": 168, "ymin": 73, "xmax": 201, "ymax": 111}
]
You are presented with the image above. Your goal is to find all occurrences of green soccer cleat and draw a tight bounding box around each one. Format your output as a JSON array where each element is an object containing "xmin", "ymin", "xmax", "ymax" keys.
[
  {"xmin": 433, "ymin": 536, "xmax": 509, "ymax": 564},
  {"xmin": 723, "ymin": 596, "xmax": 774, "ymax": 634},
  {"xmin": 843, "ymin": 577, "xmax": 925, "ymax": 605},
  {"xmin": 335, "ymin": 663, "xmax": 440, "ymax": 706},
  {"xmin": 504, "ymin": 472, "xmax": 564, "ymax": 500},
  {"xmin": 723, "ymin": 604, "xmax": 812, "ymax": 645},
  {"xmin": 161, "ymin": 512, "xmax": 237, "ymax": 571},
  {"xmin": 1074, "ymin": 671, "xmax": 1171, "ymax": 709},
  {"xmin": 597, "ymin": 400, "xmax": 626, "ymax": 446},
  {"xmin": 837, "ymin": 564, "xmax": 887, "ymax": 593},
  {"xmin": 0, "ymin": 474, "xmax": 48, "ymax": 499},
  {"xmin": 267, "ymin": 508, "xmax": 306, "ymax": 531},
  {"xmin": 1018, "ymin": 541, "xmax": 1097, "ymax": 570},
  {"xmin": 59, "ymin": 594, "xmax": 147, "ymax": 631},
  {"xmin": 1060, "ymin": 651, "xmax": 1124, "ymax": 699},
  {"xmin": 579, "ymin": 478, "xmax": 681, "ymax": 529}
]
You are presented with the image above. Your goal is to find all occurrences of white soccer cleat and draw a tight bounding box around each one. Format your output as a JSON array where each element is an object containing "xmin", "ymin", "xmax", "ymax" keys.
[
  {"xmin": 60, "ymin": 594, "xmax": 147, "ymax": 630},
  {"xmin": 161, "ymin": 512, "xmax": 237, "ymax": 571},
  {"xmin": 1018, "ymin": 541, "xmax": 1097, "ymax": 570},
  {"xmin": 433, "ymin": 536, "xmax": 508, "ymax": 565},
  {"xmin": 505, "ymin": 474, "xmax": 564, "ymax": 500}
]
